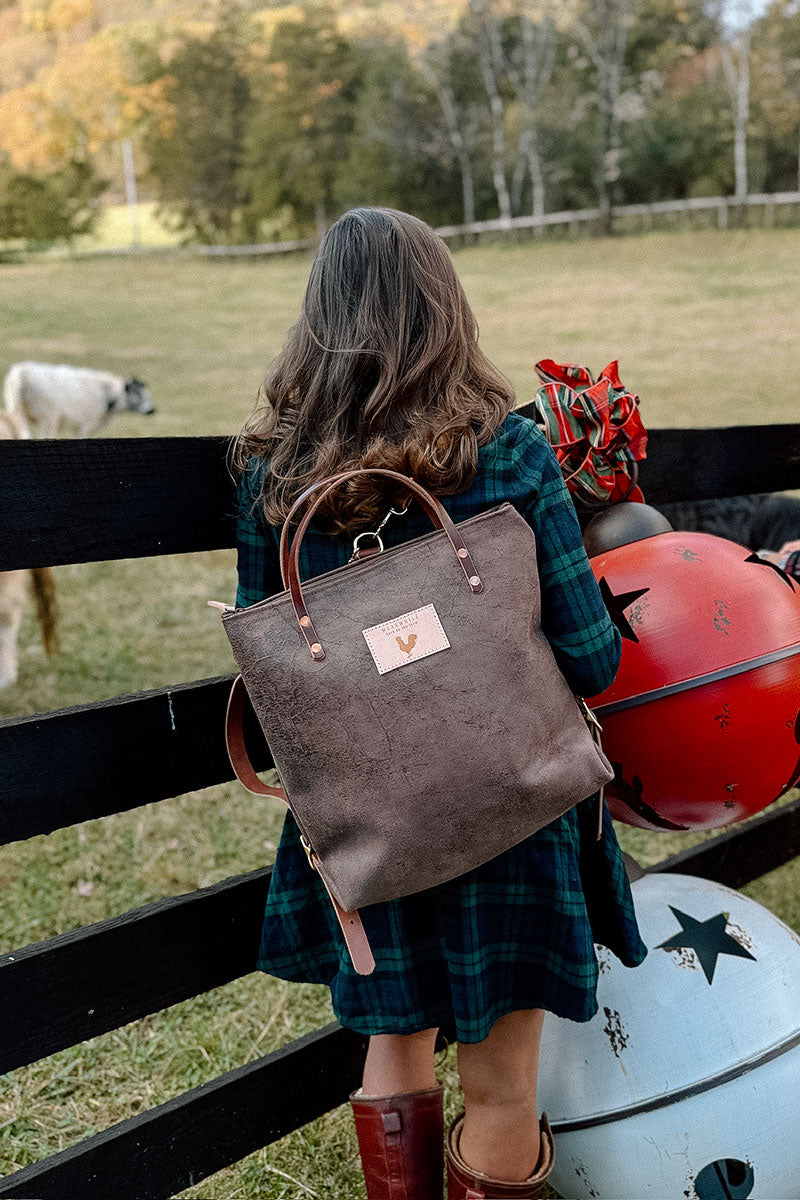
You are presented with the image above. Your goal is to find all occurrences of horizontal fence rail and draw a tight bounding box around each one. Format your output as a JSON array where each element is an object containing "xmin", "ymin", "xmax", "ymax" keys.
[
  {"xmin": 2, "ymin": 421, "xmax": 799, "ymax": 571},
  {"xmin": 0, "ymin": 675, "xmax": 270, "ymax": 843},
  {"xmin": 434, "ymin": 191, "xmax": 800, "ymax": 241},
  {"xmin": 0, "ymin": 867, "xmax": 271, "ymax": 1074},
  {"xmin": 649, "ymin": 793, "xmax": 800, "ymax": 889},
  {"xmin": 0, "ymin": 1024, "xmax": 368, "ymax": 1200},
  {"xmin": 0, "ymin": 435, "xmax": 236, "ymax": 570},
  {"xmin": 25, "ymin": 191, "xmax": 800, "ymax": 260}
]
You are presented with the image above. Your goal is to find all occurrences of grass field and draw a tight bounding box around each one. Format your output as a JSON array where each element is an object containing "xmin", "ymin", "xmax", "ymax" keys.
[{"xmin": 1, "ymin": 227, "xmax": 799, "ymax": 1198}]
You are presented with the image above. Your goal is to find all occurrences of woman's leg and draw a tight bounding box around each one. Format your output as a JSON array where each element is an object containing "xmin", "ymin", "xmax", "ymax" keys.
[
  {"xmin": 456, "ymin": 1008, "xmax": 546, "ymax": 1180},
  {"xmin": 360, "ymin": 1027, "xmax": 439, "ymax": 1095},
  {"xmin": 351, "ymin": 1028, "xmax": 443, "ymax": 1200}
]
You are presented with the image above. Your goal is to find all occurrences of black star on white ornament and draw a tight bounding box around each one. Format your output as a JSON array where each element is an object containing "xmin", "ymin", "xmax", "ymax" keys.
[
  {"xmin": 655, "ymin": 906, "xmax": 756, "ymax": 984},
  {"xmin": 598, "ymin": 577, "xmax": 650, "ymax": 643}
]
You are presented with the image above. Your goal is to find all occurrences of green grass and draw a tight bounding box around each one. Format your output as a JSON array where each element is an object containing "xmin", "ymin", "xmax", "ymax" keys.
[{"xmin": 1, "ymin": 227, "xmax": 799, "ymax": 1197}]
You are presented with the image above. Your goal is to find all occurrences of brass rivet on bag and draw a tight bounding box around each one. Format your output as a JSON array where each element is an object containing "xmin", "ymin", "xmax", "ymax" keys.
[
  {"xmin": 469, "ymin": 575, "xmax": 481, "ymax": 587},
  {"xmin": 311, "ymin": 642, "xmax": 323, "ymax": 654},
  {"xmin": 300, "ymin": 616, "xmax": 311, "ymax": 627},
  {"xmin": 457, "ymin": 548, "xmax": 469, "ymax": 558}
]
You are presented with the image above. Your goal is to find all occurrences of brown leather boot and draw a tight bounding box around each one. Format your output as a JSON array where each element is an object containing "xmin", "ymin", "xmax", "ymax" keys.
[
  {"xmin": 349, "ymin": 1084, "xmax": 444, "ymax": 1200},
  {"xmin": 446, "ymin": 1110, "xmax": 555, "ymax": 1199}
]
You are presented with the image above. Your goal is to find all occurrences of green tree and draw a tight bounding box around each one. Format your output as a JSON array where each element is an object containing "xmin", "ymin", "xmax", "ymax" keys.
[
  {"xmin": 335, "ymin": 39, "xmax": 465, "ymax": 227},
  {"xmin": 0, "ymin": 158, "xmax": 106, "ymax": 244},
  {"xmin": 144, "ymin": 24, "xmax": 251, "ymax": 242},
  {"xmin": 752, "ymin": 0, "xmax": 800, "ymax": 191},
  {"xmin": 620, "ymin": 77, "xmax": 733, "ymax": 200},
  {"xmin": 421, "ymin": 26, "xmax": 496, "ymax": 224},
  {"xmin": 239, "ymin": 7, "xmax": 362, "ymax": 239}
]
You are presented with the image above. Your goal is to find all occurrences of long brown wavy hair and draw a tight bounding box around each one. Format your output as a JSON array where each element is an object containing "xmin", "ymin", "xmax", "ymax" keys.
[{"xmin": 228, "ymin": 206, "xmax": 516, "ymax": 534}]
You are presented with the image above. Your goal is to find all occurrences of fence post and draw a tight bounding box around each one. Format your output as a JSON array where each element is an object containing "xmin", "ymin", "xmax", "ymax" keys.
[{"xmin": 717, "ymin": 200, "xmax": 729, "ymax": 231}]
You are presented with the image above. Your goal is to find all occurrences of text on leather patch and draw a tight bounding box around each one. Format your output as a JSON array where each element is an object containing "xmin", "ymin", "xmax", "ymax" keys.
[{"xmin": 362, "ymin": 604, "xmax": 450, "ymax": 675}]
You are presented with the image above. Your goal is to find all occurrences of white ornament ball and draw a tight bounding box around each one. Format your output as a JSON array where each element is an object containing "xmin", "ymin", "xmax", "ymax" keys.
[{"xmin": 538, "ymin": 872, "xmax": 800, "ymax": 1199}]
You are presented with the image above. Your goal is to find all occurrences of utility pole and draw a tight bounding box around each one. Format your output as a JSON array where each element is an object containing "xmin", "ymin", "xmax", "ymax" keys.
[{"xmin": 121, "ymin": 138, "xmax": 141, "ymax": 249}]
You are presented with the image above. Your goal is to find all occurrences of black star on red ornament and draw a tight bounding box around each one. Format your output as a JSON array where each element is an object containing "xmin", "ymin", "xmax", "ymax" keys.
[
  {"xmin": 655, "ymin": 906, "xmax": 756, "ymax": 984},
  {"xmin": 598, "ymin": 577, "xmax": 650, "ymax": 643},
  {"xmin": 744, "ymin": 552, "xmax": 796, "ymax": 590}
]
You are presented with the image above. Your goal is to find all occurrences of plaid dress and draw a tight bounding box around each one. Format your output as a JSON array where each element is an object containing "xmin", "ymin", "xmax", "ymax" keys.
[{"xmin": 235, "ymin": 410, "xmax": 648, "ymax": 1043}]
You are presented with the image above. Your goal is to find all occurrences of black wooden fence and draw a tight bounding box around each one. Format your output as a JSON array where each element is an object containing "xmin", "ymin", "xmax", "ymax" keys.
[{"xmin": 1, "ymin": 410, "xmax": 800, "ymax": 1199}]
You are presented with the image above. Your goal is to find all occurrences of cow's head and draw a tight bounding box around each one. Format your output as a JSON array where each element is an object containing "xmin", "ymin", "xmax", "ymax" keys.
[{"xmin": 124, "ymin": 377, "xmax": 155, "ymax": 414}]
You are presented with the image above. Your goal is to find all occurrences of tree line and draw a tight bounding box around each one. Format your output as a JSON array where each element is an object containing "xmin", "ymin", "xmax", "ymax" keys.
[{"xmin": 2, "ymin": 0, "xmax": 800, "ymax": 245}]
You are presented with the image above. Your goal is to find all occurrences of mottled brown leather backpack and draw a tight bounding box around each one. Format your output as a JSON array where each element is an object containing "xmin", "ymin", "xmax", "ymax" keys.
[{"xmin": 211, "ymin": 467, "xmax": 613, "ymax": 975}]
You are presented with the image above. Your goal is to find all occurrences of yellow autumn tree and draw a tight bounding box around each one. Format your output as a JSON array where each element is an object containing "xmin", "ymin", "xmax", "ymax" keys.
[
  {"xmin": 0, "ymin": 28, "xmax": 173, "ymax": 171},
  {"xmin": 45, "ymin": 0, "xmax": 97, "ymax": 33},
  {"xmin": 19, "ymin": 0, "xmax": 96, "ymax": 33},
  {"xmin": 44, "ymin": 32, "xmax": 130, "ymax": 155},
  {"xmin": 0, "ymin": 82, "xmax": 78, "ymax": 171}
]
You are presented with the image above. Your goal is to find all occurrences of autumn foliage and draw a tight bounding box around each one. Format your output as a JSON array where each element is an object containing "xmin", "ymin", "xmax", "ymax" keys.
[{"xmin": 1, "ymin": 0, "xmax": 800, "ymax": 243}]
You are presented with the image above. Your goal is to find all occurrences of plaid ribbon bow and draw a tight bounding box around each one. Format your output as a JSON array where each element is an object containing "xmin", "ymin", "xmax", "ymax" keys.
[{"xmin": 532, "ymin": 359, "xmax": 648, "ymax": 508}]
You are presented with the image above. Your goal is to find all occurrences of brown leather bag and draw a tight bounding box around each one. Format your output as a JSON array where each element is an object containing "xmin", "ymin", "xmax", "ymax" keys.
[{"xmin": 212, "ymin": 467, "xmax": 614, "ymax": 975}]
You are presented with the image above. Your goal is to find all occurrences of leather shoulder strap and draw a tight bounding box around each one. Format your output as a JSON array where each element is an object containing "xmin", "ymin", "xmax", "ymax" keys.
[
  {"xmin": 224, "ymin": 675, "xmax": 375, "ymax": 974},
  {"xmin": 225, "ymin": 674, "xmax": 287, "ymax": 799}
]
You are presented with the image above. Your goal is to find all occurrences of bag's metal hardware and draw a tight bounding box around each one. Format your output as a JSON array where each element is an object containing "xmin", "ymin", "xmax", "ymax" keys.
[
  {"xmin": 350, "ymin": 530, "xmax": 384, "ymax": 560},
  {"xmin": 300, "ymin": 833, "xmax": 317, "ymax": 870},
  {"xmin": 347, "ymin": 502, "xmax": 410, "ymax": 563},
  {"xmin": 208, "ymin": 600, "xmax": 235, "ymax": 612},
  {"xmin": 578, "ymin": 696, "xmax": 603, "ymax": 733}
]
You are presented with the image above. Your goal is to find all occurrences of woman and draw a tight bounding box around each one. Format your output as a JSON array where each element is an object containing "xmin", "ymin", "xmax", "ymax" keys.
[{"xmin": 228, "ymin": 207, "xmax": 648, "ymax": 1199}]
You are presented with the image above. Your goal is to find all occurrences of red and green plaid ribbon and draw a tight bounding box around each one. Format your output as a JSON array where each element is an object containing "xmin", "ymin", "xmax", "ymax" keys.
[{"xmin": 532, "ymin": 359, "xmax": 648, "ymax": 507}]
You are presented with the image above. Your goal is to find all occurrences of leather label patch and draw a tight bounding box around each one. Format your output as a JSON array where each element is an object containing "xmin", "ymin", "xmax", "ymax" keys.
[{"xmin": 362, "ymin": 603, "xmax": 450, "ymax": 675}]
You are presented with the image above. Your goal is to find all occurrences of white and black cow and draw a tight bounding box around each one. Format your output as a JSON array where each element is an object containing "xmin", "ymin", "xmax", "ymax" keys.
[{"xmin": 3, "ymin": 361, "xmax": 155, "ymax": 438}]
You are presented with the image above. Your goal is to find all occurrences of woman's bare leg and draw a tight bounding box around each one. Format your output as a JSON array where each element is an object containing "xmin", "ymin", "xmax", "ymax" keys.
[
  {"xmin": 360, "ymin": 1027, "xmax": 439, "ymax": 1096},
  {"xmin": 456, "ymin": 1009, "xmax": 546, "ymax": 1180}
]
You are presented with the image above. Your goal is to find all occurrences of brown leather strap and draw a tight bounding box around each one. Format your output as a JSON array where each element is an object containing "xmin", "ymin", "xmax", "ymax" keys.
[
  {"xmin": 596, "ymin": 785, "xmax": 605, "ymax": 841},
  {"xmin": 278, "ymin": 469, "xmax": 354, "ymax": 586},
  {"xmin": 310, "ymin": 854, "xmax": 376, "ymax": 975},
  {"xmin": 225, "ymin": 674, "xmax": 375, "ymax": 975},
  {"xmin": 225, "ymin": 674, "xmax": 287, "ymax": 800},
  {"xmin": 282, "ymin": 468, "xmax": 483, "ymax": 660}
]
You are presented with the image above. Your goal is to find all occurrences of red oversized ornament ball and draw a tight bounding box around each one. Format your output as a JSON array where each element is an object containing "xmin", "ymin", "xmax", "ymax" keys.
[{"xmin": 585, "ymin": 510, "xmax": 800, "ymax": 832}]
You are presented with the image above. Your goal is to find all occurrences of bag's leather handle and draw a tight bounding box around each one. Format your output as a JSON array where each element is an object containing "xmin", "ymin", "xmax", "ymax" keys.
[
  {"xmin": 278, "ymin": 469, "xmax": 356, "ymax": 587},
  {"xmin": 281, "ymin": 468, "xmax": 484, "ymax": 660},
  {"xmin": 225, "ymin": 674, "xmax": 375, "ymax": 974},
  {"xmin": 278, "ymin": 467, "xmax": 477, "ymax": 589}
]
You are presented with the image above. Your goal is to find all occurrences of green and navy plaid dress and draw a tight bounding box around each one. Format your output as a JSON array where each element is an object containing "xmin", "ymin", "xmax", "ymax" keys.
[{"xmin": 234, "ymin": 409, "xmax": 648, "ymax": 1043}]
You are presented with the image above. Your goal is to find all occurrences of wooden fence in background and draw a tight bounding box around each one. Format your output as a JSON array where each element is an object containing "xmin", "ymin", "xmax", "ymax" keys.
[
  {"xmin": 6, "ymin": 192, "xmax": 799, "ymax": 261},
  {"xmin": 1, "ymin": 411, "xmax": 800, "ymax": 1198},
  {"xmin": 196, "ymin": 192, "xmax": 800, "ymax": 256}
]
